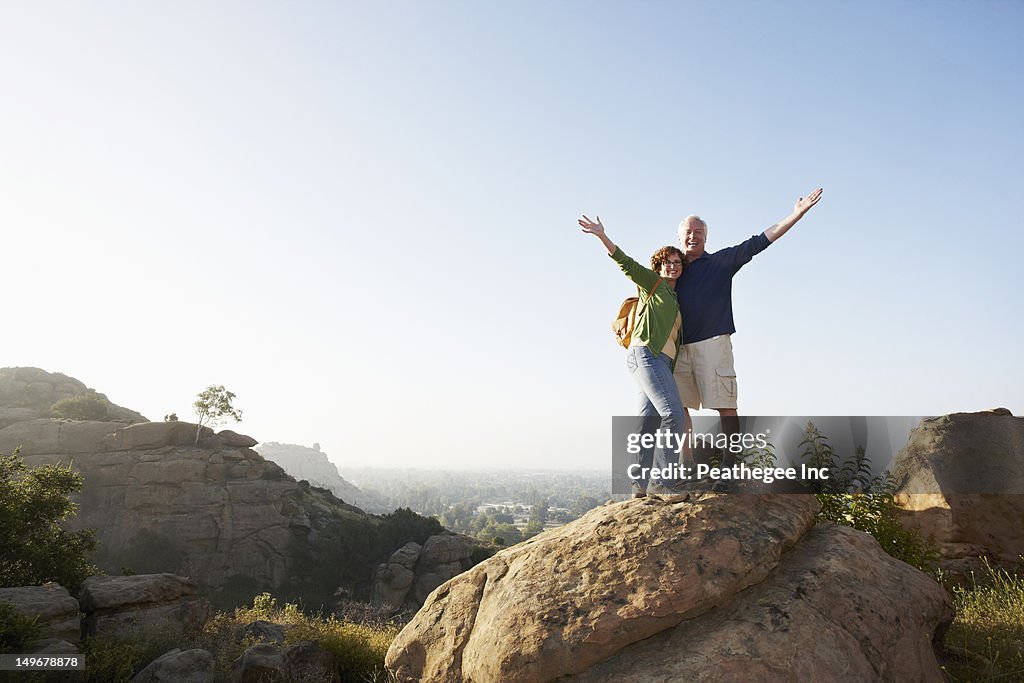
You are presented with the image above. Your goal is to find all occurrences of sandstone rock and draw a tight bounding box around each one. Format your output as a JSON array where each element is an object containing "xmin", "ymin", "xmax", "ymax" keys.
[
  {"xmin": 102, "ymin": 421, "xmax": 211, "ymax": 451},
  {"xmin": 232, "ymin": 643, "xmax": 285, "ymax": 683},
  {"xmin": 79, "ymin": 574, "xmax": 209, "ymax": 640},
  {"xmin": 573, "ymin": 523, "xmax": 952, "ymax": 682},
  {"xmin": 0, "ymin": 367, "xmax": 146, "ymax": 427},
  {"xmin": 373, "ymin": 563, "xmax": 416, "ymax": 609},
  {"xmin": 0, "ymin": 583, "xmax": 81, "ymax": 643},
  {"xmin": 256, "ymin": 441, "xmax": 366, "ymax": 507},
  {"xmin": 411, "ymin": 561, "xmax": 465, "ymax": 605},
  {"xmin": 0, "ymin": 418, "xmax": 116, "ymax": 456},
  {"xmin": 371, "ymin": 542, "xmax": 423, "ymax": 608},
  {"xmin": 892, "ymin": 410, "xmax": 1024, "ymax": 567},
  {"xmin": 2, "ymin": 419, "xmax": 318, "ymax": 591},
  {"xmin": 132, "ymin": 648, "xmax": 215, "ymax": 683},
  {"xmin": 283, "ymin": 640, "xmax": 339, "ymax": 683},
  {"xmin": 79, "ymin": 573, "xmax": 197, "ymax": 610},
  {"xmin": 417, "ymin": 533, "xmax": 476, "ymax": 566},
  {"xmin": 390, "ymin": 542, "xmax": 423, "ymax": 570},
  {"xmin": 218, "ymin": 430, "xmax": 258, "ymax": 448},
  {"xmin": 386, "ymin": 494, "xmax": 819, "ymax": 683}
]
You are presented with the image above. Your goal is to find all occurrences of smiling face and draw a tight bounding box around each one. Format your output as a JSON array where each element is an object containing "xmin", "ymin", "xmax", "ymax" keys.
[
  {"xmin": 650, "ymin": 246, "xmax": 685, "ymax": 283},
  {"xmin": 678, "ymin": 216, "xmax": 708, "ymax": 260}
]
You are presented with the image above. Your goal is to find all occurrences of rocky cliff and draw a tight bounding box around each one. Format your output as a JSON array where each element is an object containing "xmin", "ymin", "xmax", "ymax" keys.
[
  {"xmin": 0, "ymin": 415, "xmax": 465, "ymax": 609},
  {"xmin": 256, "ymin": 441, "xmax": 369, "ymax": 509},
  {"xmin": 0, "ymin": 366, "xmax": 146, "ymax": 428}
]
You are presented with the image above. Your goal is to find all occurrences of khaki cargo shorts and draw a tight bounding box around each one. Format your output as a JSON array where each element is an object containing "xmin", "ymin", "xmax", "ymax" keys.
[{"xmin": 673, "ymin": 334, "xmax": 738, "ymax": 410}]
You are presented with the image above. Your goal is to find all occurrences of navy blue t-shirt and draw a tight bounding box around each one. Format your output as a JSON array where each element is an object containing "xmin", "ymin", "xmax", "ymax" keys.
[{"xmin": 674, "ymin": 233, "xmax": 771, "ymax": 344}]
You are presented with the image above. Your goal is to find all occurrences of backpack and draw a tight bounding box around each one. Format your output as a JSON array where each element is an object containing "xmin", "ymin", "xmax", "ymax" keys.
[{"xmin": 612, "ymin": 277, "xmax": 662, "ymax": 348}]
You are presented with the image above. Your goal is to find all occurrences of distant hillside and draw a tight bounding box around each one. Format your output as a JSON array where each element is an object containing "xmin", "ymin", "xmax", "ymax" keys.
[
  {"xmin": 257, "ymin": 441, "xmax": 383, "ymax": 511},
  {"xmin": 0, "ymin": 366, "xmax": 147, "ymax": 428}
]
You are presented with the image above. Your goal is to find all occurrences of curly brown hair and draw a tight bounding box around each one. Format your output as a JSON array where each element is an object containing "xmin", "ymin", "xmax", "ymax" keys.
[{"xmin": 650, "ymin": 246, "xmax": 685, "ymax": 272}]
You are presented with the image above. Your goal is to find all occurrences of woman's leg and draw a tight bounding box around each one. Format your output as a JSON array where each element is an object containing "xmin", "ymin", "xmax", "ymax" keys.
[
  {"xmin": 628, "ymin": 346, "xmax": 688, "ymax": 482},
  {"xmin": 628, "ymin": 348, "xmax": 662, "ymax": 492}
]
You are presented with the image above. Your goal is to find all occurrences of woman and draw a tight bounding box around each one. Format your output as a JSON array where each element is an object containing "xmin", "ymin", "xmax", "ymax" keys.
[{"xmin": 579, "ymin": 214, "xmax": 688, "ymax": 498}]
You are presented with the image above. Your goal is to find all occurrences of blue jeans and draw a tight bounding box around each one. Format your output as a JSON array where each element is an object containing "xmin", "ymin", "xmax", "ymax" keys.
[{"xmin": 627, "ymin": 346, "xmax": 687, "ymax": 488}]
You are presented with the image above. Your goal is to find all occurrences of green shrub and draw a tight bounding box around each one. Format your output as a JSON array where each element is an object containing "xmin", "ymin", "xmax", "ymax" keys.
[
  {"xmin": 942, "ymin": 558, "xmax": 1024, "ymax": 681},
  {"xmin": 199, "ymin": 592, "xmax": 399, "ymax": 681},
  {"xmin": 0, "ymin": 450, "xmax": 98, "ymax": 592},
  {"xmin": 50, "ymin": 394, "xmax": 109, "ymax": 421},
  {"xmin": 0, "ymin": 601, "xmax": 42, "ymax": 654},
  {"xmin": 795, "ymin": 423, "xmax": 940, "ymax": 573}
]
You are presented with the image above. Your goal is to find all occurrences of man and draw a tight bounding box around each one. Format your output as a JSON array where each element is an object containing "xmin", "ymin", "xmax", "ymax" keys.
[{"xmin": 675, "ymin": 188, "xmax": 823, "ymax": 479}]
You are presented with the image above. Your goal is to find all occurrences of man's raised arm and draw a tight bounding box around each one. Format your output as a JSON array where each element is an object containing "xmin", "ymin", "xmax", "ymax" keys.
[{"xmin": 763, "ymin": 187, "xmax": 823, "ymax": 243}]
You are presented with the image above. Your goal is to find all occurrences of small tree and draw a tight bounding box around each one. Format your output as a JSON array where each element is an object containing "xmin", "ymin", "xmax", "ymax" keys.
[
  {"xmin": 193, "ymin": 385, "xmax": 242, "ymax": 445},
  {"xmin": 0, "ymin": 449, "xmax": 98, "ymax": 592}
]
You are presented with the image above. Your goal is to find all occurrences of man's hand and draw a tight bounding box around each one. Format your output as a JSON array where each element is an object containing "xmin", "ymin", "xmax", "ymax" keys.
[
  {"xmin": 578, "ymin": 214, "xmax": 605, "ymax": 236},
  {"xmin": 794, "ymin": 188, "xmax": 823, "ymax": 216},
  {"xmin": 764, "ymin": 187, "xmax": 824, "ymax": 242}
]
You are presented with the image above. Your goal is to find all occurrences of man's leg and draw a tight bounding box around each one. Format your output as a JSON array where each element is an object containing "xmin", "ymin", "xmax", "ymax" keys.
[{"xmin": 689, "ymin": 336, "xmax": 740, "ymax": 479}]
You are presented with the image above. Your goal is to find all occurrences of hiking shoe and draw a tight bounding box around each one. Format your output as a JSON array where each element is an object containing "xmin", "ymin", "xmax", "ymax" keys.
[
  {"xmin": 647, "ymin": 482, "xmax": 690, "ymax": 502},
  {"xmin": 631, "ymin": 482, "xmax": 647, "ymax": 499}
]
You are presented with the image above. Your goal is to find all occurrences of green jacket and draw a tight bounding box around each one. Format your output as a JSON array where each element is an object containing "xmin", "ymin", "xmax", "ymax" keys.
[{"xmin": 610, "ymin": 247, "xmax": 683, "ymax": 369}]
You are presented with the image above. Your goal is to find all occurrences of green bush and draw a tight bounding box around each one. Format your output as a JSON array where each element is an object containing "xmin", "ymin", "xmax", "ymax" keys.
[
  {"xmin": 794, "ymin": 423, "xmax": 939, "ymax": 573},
  {"xmin": 200, "ymin": 592, "xmax": 399, "ymax": 681},
  {"xmin": 50, "ymin": 394, "xmax": 109, "ymax": 421},
  {"xmin": 0, "ymin": 450, "xmax": 98, "ymax": 592},
  {"xmin": 0, "ymin": 601, "xmax": 42, "ymax": 654}
]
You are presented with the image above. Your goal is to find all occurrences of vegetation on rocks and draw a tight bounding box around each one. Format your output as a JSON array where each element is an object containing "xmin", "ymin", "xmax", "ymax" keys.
[
  {"xmin": 0, "ymin": 450, "xmax": 97, "ymax": 593},
  {"xmin": 794, "ymin": 422, "xmax": 940, "ymax": 573},
  {"xmin": 941, "ymin": 558, "xmax": 1024, "ymax": 681}
]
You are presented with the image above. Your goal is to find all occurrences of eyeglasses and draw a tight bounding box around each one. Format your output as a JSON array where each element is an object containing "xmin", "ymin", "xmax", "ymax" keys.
[{"xmin": 664, "ymin": 260, "xmax": 683, "ymax": 267}]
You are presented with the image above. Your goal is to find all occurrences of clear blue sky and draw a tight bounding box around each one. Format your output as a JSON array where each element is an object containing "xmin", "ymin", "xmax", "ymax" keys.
[{"xmin": 4, "ymin": 2, "xmax": 1022, "ymax": 470}]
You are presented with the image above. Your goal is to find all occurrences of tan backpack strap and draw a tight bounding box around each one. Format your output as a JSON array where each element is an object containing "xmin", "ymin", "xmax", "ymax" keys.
[{"xmin": 641, "ymin": 277, "xmax": 663, "ymax": 307}]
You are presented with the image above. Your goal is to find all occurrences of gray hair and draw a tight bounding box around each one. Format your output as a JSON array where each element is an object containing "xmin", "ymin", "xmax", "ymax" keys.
[{"xmin": 678, "ymin": 215, "xmax": 707, "ymax": 234}]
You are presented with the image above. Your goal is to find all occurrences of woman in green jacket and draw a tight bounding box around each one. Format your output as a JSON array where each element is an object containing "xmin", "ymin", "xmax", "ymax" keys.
[{"xmin": 579, "ymin": 214, "xmax": 688, "ymax": 497}]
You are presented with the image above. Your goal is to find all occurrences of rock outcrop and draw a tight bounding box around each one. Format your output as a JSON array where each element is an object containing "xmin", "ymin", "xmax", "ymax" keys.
[
  {"xmin": 892, "ymin": 409, "xmax": 1024, "ymax": 573},
  {"xmin": 372, "ymin": 533, "xmax": 481, "ymax": 610},
  {"xmin": 0, "ymin": 366, "xmax": 146, "ymax": 428},
  {"xmin": 256, "ymin": 441, "xmax": 367, "ymax": 506},
  {"xmin": 231, "ymin": 640, "xmax": 339, "ymax": 683},
  {"xmin": 0, "ymin": 583, "xmax": 81, "ymax": 643},
  {"xmin": 131, "ymin": 648, "xmax": 215, "ymax": 683},
  {"xmin": 386, "ymin": 494, "xmax": 952, "ymax": 683},
  {"xmin": 79, "ymin": 574, "xmax": 209, "ymax": 639},
  {"xmin": 0, "ymin": 419, "xmax": 369, "ymax": 595}
]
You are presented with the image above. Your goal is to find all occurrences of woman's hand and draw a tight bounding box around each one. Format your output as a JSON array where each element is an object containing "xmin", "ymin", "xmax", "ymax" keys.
[{"xmin": 579, "ymin": 214, "xmax": 616, "ymax": 255}]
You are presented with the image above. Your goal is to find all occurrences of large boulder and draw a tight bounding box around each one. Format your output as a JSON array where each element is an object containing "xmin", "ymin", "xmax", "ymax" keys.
[
  {"xmin": 0, "ymin": 583, "xmax": 81, "ymax": 643},
  {"xmin": 231, "ymin": 640, "xmax": 338, "ymax": 683},
  {"xmin": 892, "ymin": 409, "xmax": 1024, "ymax": 570},
  {"xmin": 386, "ymin": 494, "xmax": 819, "ymax": 682},
  {"xmin": 573, "ymin": 523, "xmax": 952, "ymax": 682},
  {"xmin": 132, "ymin": 648, "xmax": 215, "ymax": 683},
  {"xmin": 79, "ymin": 574, "xmax": 209, "ymax": 639},
  {"xmin": 386, "ymin": 495, "xmax": 951, "ymax": 683}
]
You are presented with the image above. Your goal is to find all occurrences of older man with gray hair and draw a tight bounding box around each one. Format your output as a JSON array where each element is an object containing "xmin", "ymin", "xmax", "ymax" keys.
[{"xmin": 674, "ymin": 188, "xmax": 823, "ymax": 482}]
